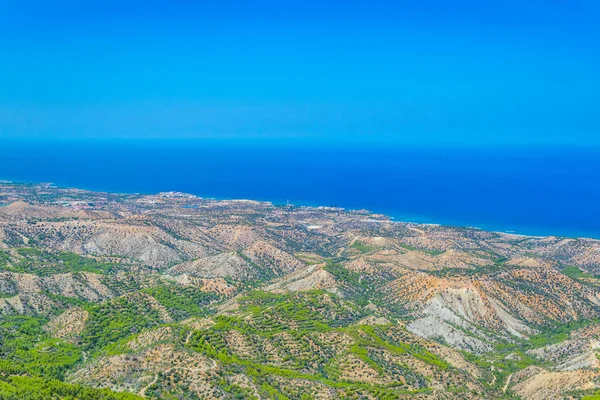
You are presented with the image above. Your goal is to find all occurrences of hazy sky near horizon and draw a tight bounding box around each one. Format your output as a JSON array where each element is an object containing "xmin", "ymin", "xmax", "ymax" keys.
[{"xmin": 0, "ymin": 0, "xmax": 599, "ymax": 145}]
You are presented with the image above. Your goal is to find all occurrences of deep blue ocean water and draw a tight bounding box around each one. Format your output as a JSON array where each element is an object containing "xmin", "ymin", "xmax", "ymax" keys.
[{"xmin": 1, "ymin": 139, "xmax": 599, "ymax": 239}]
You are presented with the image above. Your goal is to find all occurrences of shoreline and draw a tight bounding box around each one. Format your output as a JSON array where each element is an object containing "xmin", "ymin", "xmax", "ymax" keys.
[{"xmin": 1, "ymin": 178, "xmax": 599, "ymax": 241}]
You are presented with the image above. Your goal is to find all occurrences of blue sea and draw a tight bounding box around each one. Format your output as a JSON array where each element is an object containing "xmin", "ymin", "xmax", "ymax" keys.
[{"xmin": 1, "ymin": 138, "xmax": 599, "ymax": 239}]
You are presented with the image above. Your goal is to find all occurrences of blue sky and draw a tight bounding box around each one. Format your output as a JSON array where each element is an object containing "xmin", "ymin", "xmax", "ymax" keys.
[{"xmin": 0, "ymin": 0, "xmax": 598, "ymax": 145}]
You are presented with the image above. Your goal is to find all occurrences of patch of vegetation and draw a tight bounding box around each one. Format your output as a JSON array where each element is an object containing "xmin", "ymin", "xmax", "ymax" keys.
[
  {"xmin": 294, "ymin": 253, "xmax": 324, "ymax": 265},
  {"xmin": 323, "ymin": 260, "xmax": 397, "ymax": 310},
  {"xmin": 561, "ymin": 265, "xmax": 595, "ymax": 280},
  {"xmin": 527, "ymin": 318, "xmax": 600, "ymax": 349},
  {"xmin": 5, "ymin": 248, "xmax": 117, "ymax": 276},
  {"xmin": 0, "ymin": 249, "xmax": 10, "ymax": 266},
  {"xmin": 81, "ymin": 294, "xmax": 166, "ymax": 353},
  {"xmin": 142, "ymin": 284, "xmax": 218, "ymax": 321},
  {"xmin": 355, "ymin": 325, "xmax": 449, "ymax": 370},
  {"xmin": 431, "ymin": 255, "xmax": 510, "ymax": 278},
  {"xmin": 399, "ymin": 243, "xmax": 444, "ymax": 256},
  {"xmin": 0, "ymin": 316, "xmax": 81, "ymax": 380},
  {"xmin": 0, "ymin": 375, "xmax": 142, "ymax": 400},
  {"xmin": 226, "ymin": 290, "xmax": 360, "ymax": 334},
  {"xmin": 0, "ymin": 314, "xmax": 135, "ymax": 398},
  {"xmin": 350, "ymin": 240, "xmax": 378, "ymax": 254}
]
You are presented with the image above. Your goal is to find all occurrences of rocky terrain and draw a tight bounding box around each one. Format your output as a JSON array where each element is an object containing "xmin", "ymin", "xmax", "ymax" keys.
[{"xmin": 1, "ymin": 181, "xmax": 600, "ymax": 399}]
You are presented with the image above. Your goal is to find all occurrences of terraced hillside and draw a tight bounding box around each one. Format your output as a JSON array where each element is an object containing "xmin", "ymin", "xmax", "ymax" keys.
[{"xmin": 1, "ymin": 182, "xmax": 600, "ymax": 399}]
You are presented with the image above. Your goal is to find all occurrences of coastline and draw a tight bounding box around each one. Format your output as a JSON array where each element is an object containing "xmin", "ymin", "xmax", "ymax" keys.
[{"xmin": 1, "ymin": 178, "xmax": 598, "ymax": 241}]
